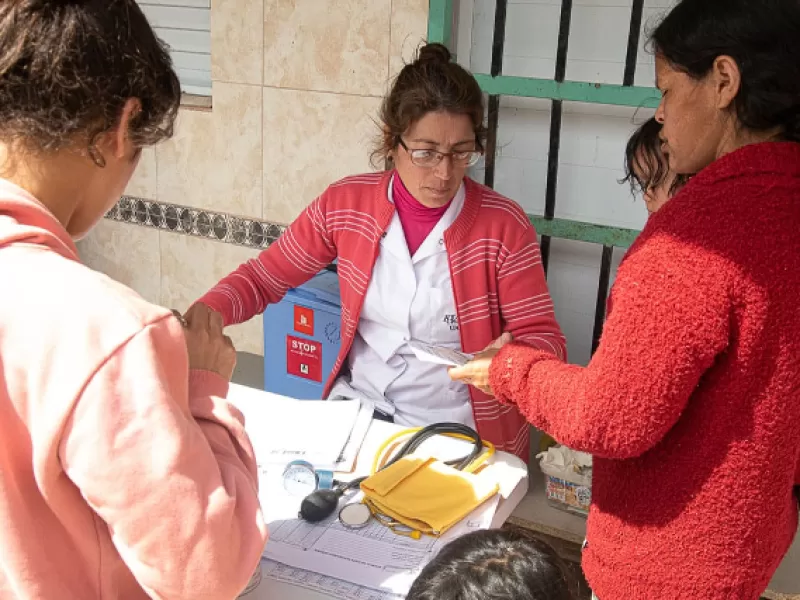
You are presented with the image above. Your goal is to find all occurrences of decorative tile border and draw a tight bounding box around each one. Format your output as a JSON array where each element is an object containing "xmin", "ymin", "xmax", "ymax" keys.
[{"xmin": 106, "ymin": 196, "xmax": 286, "ymax": 249}]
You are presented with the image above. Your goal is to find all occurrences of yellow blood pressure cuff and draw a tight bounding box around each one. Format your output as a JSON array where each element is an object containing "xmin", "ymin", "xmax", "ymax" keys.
[{"xmin": 359, "ymin": 456, "xmax": 500, "ymax": 537}]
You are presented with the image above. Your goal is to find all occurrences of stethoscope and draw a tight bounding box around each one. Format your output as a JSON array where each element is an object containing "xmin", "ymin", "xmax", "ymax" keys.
[{"xmin": 290, "ymin": 422, "xmax": 487, "ymax": 530}]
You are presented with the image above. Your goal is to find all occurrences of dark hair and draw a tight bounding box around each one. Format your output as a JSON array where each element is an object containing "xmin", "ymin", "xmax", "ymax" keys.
[
  {"xmin": 622, "ymin": 117, "xmax": 689, "ymax": 197},
  {"xmin": 406, "ymin": 528, "xmax": 578, "ymax": 600},
  {"xmin": 373, "ymin": 42, "xmax": 487, "ymax": 168},
  {"xmin": 0, "ymin": 0, "xmax": 181, "ymax": 160},
  {"xmin": 650, "ymin": 0, "xmax": 800, "ymax": 143}
]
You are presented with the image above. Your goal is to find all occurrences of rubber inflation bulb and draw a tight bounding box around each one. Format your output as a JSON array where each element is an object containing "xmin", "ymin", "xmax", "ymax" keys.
[{"xmin": 300, "ymin": 488, "xmax": 343, "ymax": 523}]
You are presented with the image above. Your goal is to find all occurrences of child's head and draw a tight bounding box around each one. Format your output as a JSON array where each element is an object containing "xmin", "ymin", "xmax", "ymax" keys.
[
  {"xmin": 622, "ymin": 117, "xmax": 690, "ymax": 215},
  {"xmin": 406, "ymin": 528, "xmax": 577, "ymax": 600}
]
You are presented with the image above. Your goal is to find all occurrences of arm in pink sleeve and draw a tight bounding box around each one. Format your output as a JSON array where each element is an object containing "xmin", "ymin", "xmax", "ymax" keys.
[
  {"xmin": 498, "ymin": 224, "xmax": 567, "ymax": 360},
  {"xmin": 489, "ymin": 236, "xmax": 731, "ymax": 459},
  {"xmin": 197, "ymin": 192, "xmax": 337, "ymax": 325},
  {"xmin": 59, "ymin": 316, "xmax": 267, "ymax": 600}
]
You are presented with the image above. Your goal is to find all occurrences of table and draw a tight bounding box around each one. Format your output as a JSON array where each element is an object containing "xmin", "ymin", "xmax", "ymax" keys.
[{"xmin": 227, "ymin": 384, "xmax": 530, "ymax": 600}]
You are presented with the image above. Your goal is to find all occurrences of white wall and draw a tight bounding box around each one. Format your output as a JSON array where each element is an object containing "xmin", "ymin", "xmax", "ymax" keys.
[{"xmin": 455, "ymin": 0, "xmax": 674, "ymax": 365}]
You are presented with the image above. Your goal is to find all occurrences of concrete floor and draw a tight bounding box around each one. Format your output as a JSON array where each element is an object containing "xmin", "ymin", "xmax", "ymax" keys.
[{"xmin": 232, "ymin": 352, "xmax": 264, "ymax": 389}]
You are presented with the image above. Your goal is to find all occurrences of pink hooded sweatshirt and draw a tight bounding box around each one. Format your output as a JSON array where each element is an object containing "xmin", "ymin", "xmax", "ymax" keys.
[{"xmin": 0, "ymin": 178, "xmax": 268, "ymax": 599}]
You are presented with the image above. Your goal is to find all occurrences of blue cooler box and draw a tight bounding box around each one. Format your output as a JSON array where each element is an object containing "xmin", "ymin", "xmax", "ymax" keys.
[{"xmin": 263, "ymin": 270, "xmax": 342, "ymax": 399}]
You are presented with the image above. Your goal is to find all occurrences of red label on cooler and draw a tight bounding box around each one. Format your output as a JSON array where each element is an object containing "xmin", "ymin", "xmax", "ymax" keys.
[
  {"xmin": 286, "ymin": 335, "xmax": 322, "ymax": 382},
  {"xmin": 294, "ymin": 305, "xmax": 314, "ymax": 336}
]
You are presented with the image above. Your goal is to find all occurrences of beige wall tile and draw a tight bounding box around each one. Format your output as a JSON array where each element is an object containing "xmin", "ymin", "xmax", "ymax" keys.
[
  {"xmin": 156, "ymin": 82, "xmax": 263, "ymax": 218},
  {"xmin": 211, "ymin": 0, "xmax": 263, "ymax": 85},
  {"xmin": 125, "ymin": 147, "xmax": 157, "ymax": 199},
  {"xmin": 389, "ymin": 0, "xmax": 430, "ymax": 80},
  {"xmin": 77, "ymin": 219, "xmax": 161, "ymax": 305},
  {"xmin": 160, "ymin": 231, "xmax": 264, "ymax": 355},
  {"xmin": 262, "ymin": 87, "xmax": 381, "ymax": 224},
  {"xmin": 263, "ymin": 0, "xmax": 392, "ymax": 96}
]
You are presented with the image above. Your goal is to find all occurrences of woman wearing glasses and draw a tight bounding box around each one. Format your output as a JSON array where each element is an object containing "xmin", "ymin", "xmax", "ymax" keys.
[{"xmin": 190, "ymin": 43, "xmax": 565, "ymax": 459}]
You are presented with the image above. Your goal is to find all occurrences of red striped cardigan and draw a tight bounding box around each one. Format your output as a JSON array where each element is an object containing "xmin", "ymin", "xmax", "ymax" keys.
[{"xmin": 198, "ymin": 171, "xmax": 566, "ymax": 459}]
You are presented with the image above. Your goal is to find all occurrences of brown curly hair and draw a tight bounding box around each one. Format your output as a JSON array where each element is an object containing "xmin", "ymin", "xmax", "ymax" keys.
[
  {"xmin": 0, "ymin": 0, "xmax": 181, "ymax": 161},
  {"xmin": 373, "ymin": 43, "xmax": 487, "ymax": 168}
]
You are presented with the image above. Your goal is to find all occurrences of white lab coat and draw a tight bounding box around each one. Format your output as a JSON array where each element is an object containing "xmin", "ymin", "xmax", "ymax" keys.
[{"xmin": 328, "ymin": 178, "xmax": 475, "ymax": 428}]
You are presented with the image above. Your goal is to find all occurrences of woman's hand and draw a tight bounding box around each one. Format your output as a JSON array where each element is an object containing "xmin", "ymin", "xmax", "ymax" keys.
[
  {"xmin": 449, "ymin": 332, "xmax": 512, "ymax": 395},
  {"xmin": 483, "ymin": 332, "xmax": 513, "ymax": 351},
  {"xmin": 180, "ymin": 303, "xmax": 237, "ymax": 381},
  {"xmin": 449, "ymin": 348, "xmax": 500, "ymax": 395}
]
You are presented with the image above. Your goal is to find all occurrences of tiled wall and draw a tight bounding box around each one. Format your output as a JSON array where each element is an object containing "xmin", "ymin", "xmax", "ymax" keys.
[{"xmin": 77, "ymin": 0, "xmax": 429, "ymax": 356}]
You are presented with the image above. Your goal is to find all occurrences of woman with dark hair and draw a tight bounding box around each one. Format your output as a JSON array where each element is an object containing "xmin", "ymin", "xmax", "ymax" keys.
[
  {"xmin": 189, "ymin": 43, "xmax": 565, "ymax": 460},
  {"xmin": 406, "ymin": 528, "xmax": 578, "ymax": 600},
  {"xmin": 0, "ymin": 1, "xmax": 267, "ymax": 598},
  {"xmin": 451, "ymin": 0, "xmax": 800, "ymax": 598}
]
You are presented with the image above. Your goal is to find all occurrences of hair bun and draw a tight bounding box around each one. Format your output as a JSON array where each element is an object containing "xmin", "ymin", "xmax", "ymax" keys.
[{"xmin": 415, "ymin": 43, "xmax": 452, "ymax": 66}]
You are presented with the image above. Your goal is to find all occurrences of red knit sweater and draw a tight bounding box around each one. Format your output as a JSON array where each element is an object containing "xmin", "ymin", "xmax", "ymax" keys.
[
  {"xmin": 199, "ymin": 172, "xmax": 566, "ymax": 459},
  {"xmin": 490, "ymin": 142, "xmax": 800, "ymax": 599}
]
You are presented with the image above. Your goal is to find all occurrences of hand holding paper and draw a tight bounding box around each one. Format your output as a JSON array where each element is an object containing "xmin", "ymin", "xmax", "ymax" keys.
[
  {"xmin": 408, "ymin": 340, "xmax": 473, "ymax": 367},
  {"xmin": 448, "ymin": 333, "xmax": 513, "ymax": 395}
]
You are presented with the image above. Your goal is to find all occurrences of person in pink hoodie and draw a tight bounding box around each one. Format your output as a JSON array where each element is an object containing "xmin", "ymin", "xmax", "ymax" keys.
[{"xmin": 0, "ymin": 1, "xmax": 268, "ymax": 599}]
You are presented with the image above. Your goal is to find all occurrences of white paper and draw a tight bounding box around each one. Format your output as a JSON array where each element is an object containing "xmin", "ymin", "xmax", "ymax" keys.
[
  {"xmin": 408, "ymin": 340, "xmax": 473, "ymax": 367},
  {"xmin": 260, "ymin": 559, "xmax": 404, "ymax": 600},
  {"xmin": 244, "ymin": 395, "xmax": 362, "ymax": 469},
  {"xmin": 537, "ymin": 445, "xmax": 593, "ymax": 485},
  {"xmin": 261, "ymin": 492, "xmax": 500, "ymax": 596}
]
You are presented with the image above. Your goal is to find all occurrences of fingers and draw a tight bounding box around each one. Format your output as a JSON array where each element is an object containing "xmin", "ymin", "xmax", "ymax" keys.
[
  {"xmin": 208, "ymin": 309, "xmax": 224, "ymax": 333},
  {"xmin": 224, "ymin": 334, "xmax": 237, "ymax": 365},
  {"xmin": 182, "ymin": 306, "xmax": 237, "ymax": 380},
  {"xmin": 170, "ymin": 309, "xmax": 188, "ymax": 328},
  {"xmin": 449, "ymin": 348, "xmax": 500, "ymax": 396},
  {"xmin": 182, "ymin": 304, "xmax": 225, "ymax": 336},
  {"xmin": 448, "ymin": 365, "xmax": 469, "ymax": 382},
  {"xmin": 183, "ymin": 302, "xmax": 211, "ymax": 327},
  {"xmin": 483, "ymin": 331, "xmax": 513, "ymax": 352}
]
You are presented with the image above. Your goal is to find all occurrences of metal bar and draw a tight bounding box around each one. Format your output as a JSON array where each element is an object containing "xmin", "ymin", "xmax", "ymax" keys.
[
  {"xmin": 591, "ymin": 245, "xmax": 614, "ymax": 353},
  {"xmin": 540, "ymin": 0, "xmax": 572, "ymax": 274},
  {"xmin": 528, "ymin": 216, "xmax": 639, "ymax": 249},
  {"xmin": 485, "ymin": 97, "xmax": 501, "ymax": 188},
  {"xmin": 490, "ymin": 0, "xmax": 507, "ymax": 77},
  {"xmin": 553, "ymin": 0, "xmax": 571, "ymax": 83},
  {"xmin": 427, "ymin": 0, "xmax": 454, "ymax": 46},
  {"xmin": 539, "ymin": 100, "xmax": 562, "ymax": 272},
  {"xmin": 590, "ymin": 0, "xmax": 646, "ymax": 354},
  {"xmin": 623, "ymin": 0, "xmax": 645, "ymax": 86},
  {"xmin": 484, "ymin": 0, "xmax": 508, "ymax": 189},
  {"xmin": 473, "ymin": 74, "xmax": 660, "ymax": 107}
]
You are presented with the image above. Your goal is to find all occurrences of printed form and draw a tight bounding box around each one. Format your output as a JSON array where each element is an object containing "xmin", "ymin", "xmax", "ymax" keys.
[
  {"xmin": 260, "ymin": 559, "xmax": 404, "ymax": 600},
  {"xmin": 260, "ymin": 485, "xmax": 499, "ymax": 597}
]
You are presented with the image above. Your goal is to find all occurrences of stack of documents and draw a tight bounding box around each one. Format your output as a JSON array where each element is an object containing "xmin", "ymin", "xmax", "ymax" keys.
[{"xmin": 228, "ymin": 383, "xmax": 373, "ymax": 472}]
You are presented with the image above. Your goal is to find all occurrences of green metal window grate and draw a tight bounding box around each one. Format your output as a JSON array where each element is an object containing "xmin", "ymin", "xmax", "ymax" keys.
[{"xmin": 428, "ymin": 0, "xmax": 660, "ymax": 352}]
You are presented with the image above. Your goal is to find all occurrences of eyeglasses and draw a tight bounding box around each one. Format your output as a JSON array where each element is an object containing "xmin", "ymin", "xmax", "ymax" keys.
[{"xmin": 397, "ymin": 138, "xmax": 482, "ymax": 168}]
